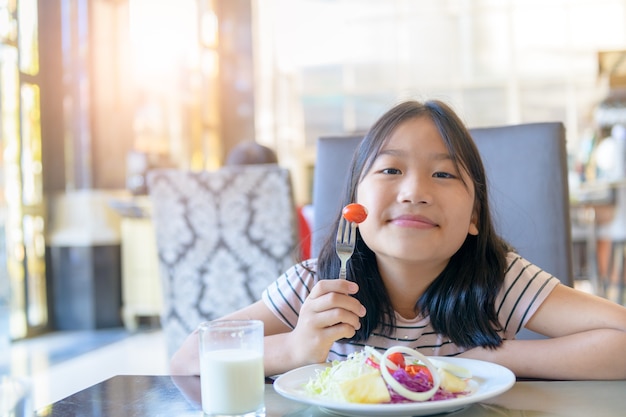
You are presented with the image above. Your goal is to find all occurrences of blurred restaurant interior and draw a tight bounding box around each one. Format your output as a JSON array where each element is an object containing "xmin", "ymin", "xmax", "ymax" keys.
[{"xmin": 2, "ymin": 0, "xmax": 626, "ymax": 359}]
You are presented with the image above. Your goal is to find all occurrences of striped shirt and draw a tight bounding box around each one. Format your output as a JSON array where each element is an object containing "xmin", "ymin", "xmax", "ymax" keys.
[{"xmin": 261, "ymin": 252, "xmax": 559, "ymax": 361}]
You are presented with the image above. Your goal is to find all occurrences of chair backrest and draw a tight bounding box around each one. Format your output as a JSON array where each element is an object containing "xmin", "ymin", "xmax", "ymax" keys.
[
  {"xmin": 147, "ymin": 165, "xmax": 299, "ymax": 357},
  {"xmin": 311, "ymin": 122, "xmax": 573, "ymax": 287}
]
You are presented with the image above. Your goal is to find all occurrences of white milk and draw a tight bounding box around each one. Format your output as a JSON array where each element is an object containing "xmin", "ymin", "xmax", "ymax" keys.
[{"xmin": 200, "ymin": 348, "xmax": 264, "ymax": 415}]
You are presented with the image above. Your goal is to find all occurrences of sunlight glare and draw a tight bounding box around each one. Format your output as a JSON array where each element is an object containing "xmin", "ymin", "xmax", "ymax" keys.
[{"xmin": 129, "ymin": 0, "xmax": 198, "ymax": 87}]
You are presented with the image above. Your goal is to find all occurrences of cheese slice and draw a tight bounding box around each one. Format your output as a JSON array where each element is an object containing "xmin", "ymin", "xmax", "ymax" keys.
[
  {"xmin": 339, "ymin": 371, "xmax": 391, "ymax": 404},
  {"xmin": 438, "ymin": 368, "xmax": 467, "ymax": 393}
]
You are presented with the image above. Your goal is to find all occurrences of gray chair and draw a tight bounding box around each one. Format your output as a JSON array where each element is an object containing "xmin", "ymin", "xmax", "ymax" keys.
[
  {"xmin": 311, "ymin": 123, "xmax": 573, "ymax": 339},
  {"xmin": 147, "ymin": 165, "xmax": 299, "ymax": 357}
]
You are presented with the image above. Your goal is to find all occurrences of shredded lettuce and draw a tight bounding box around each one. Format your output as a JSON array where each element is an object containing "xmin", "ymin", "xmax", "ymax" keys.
[{"xmin": 304, "ymin": 350, "xmax": 374, "ymax": 401}]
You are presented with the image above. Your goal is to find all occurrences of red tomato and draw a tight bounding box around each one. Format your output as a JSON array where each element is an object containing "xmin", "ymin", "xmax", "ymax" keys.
[
  {"xmin": 405, "ymin": 364, "xmax": 433, "ymax": 383},
  {"xmin": 386, "ymin": 352, "xmax": 405, "ymax": 372},
  {"xmin": 342, "ymin": 203, "xmax": 368, "ymax": 223}
]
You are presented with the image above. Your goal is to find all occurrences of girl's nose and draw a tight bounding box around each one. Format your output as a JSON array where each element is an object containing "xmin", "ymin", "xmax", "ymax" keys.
[{"xmin": 397, "ymin": 174, "xmax": 431, "ymax": 204}]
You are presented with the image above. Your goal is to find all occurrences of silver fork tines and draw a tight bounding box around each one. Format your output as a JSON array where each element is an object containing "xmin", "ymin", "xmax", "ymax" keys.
[{"xmin": 336, "ymin": 217, "xmax": 357, "ymax": 279}]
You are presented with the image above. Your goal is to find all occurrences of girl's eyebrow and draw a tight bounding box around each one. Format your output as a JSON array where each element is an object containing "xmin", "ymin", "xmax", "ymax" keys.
[{"xmin": 377, "ymin": 148, "xmax": 452, "ymax": 161}]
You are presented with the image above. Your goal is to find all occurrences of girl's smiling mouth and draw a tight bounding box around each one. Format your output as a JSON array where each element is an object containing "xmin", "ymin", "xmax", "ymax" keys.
[{"xmin": 389, "ymin": 214, "xmax": 437, "ymax": 228}]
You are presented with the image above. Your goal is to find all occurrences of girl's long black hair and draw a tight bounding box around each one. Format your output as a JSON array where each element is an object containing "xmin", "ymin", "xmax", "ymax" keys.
[{"xmin": 316, "ymin": 99, "xmax": 511, "ymax": 349}]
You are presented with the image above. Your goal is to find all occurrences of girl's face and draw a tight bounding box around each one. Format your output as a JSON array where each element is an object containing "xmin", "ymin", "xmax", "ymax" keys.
[{"xmin": 356, "ymin": 116, "xmax": 479, "ymax": 268}]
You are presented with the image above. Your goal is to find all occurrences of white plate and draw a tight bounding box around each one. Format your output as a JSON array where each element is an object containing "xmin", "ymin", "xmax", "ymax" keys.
[{"xmin": 274, "ymin": 357, "xmax": 515, "ymax": 417}]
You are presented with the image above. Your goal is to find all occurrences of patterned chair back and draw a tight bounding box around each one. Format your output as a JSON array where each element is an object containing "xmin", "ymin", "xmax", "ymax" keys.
[{"xmin": 147, "ymin": 165, "xmax": 299, "ymax": 357}]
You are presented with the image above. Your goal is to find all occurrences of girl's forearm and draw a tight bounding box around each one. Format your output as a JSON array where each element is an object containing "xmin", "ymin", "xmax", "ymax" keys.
[
  {"xmin": 263, "ymin": 332, "xmax": 330, "ymax": 377},
  {"xmin": 460, "ymin": 329, "xmax": 626, "ymax": 380},
  {"xmin": 170, "ymin": 329, "xmax": 201, "ymax": 376},
  {"xmin": 263, "ymin": 333, "xmax": 298, "ymax": 376}
]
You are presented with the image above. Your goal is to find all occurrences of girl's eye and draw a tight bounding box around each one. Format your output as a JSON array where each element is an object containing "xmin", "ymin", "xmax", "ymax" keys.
[
  {"xmin": 381, "ymin": 168, "xmax": 402, "ymax": 175},
  {"xmin": 433, "ymin": 171, "xmax": 455, "ymax": 179}
]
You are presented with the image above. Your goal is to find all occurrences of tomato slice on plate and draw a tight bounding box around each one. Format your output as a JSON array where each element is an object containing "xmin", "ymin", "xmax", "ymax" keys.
[
  {"xmin": 405, "ymin": 364, "xmax": 433, "ymax": 382},
  {"xmin": 342, "ymin": 203, "xmax": 368, "ymax": 223},
  {"xmin": 385, "ymin": 351, "xmax": 405, "ymax": 372}
]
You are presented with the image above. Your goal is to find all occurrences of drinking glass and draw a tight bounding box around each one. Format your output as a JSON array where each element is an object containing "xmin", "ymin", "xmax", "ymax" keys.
[{"xmin": 199, "ymin": 320, "xmax": 264, "ymax": 417}]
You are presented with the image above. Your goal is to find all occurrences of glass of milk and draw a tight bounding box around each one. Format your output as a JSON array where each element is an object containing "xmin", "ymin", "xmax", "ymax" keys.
[{"xmin": 199, "ymin": 320, "xmax": 265, "ymax": 417}]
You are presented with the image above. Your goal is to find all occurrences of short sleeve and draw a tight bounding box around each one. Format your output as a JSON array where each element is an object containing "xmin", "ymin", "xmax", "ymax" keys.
[
  {"xmin": 261, "ymin": 259, "xmax": 319, "ymax": 329},
  {"xmin": 497, "ymin": 253, "xmax": 560, "ymax": 338}
]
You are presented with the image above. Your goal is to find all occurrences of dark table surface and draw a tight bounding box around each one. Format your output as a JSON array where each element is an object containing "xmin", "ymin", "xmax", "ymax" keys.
[{"xmin": 35, "ymin": 375, "xmax": 626, "ymax": 417}]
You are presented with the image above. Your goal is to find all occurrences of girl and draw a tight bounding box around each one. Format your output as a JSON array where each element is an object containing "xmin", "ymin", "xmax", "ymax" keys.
[{"xmin": 171, "ymin": 100, "xmax": 626, "ymax": 379}]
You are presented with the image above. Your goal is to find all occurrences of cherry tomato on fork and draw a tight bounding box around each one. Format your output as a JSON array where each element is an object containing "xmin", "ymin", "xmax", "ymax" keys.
[{"xmin": 342, "ymin": 203, "xmax": 368, "ymax": 223}]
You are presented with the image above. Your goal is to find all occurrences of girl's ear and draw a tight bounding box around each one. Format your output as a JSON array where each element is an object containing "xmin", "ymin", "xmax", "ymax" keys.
[{"xmin": 468, "ymin": 214, "xmax": 479, "ymax": 236}]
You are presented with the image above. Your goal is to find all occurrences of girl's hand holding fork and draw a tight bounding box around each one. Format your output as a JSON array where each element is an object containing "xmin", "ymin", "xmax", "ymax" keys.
[{"xmin": 287, "ymin": 279, "xmax": 366, "ymax": 366}]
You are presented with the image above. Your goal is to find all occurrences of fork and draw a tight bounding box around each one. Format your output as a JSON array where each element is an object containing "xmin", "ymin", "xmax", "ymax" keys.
[{"xmin": 335, "ymin": 217, "xmax": 357, "ymax": 279}]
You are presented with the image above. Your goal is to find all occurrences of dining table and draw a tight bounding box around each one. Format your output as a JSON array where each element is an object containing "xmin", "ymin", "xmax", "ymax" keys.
[{"xmin": 34, "ymin": 374, "xmax": 626, "ymax": 417}]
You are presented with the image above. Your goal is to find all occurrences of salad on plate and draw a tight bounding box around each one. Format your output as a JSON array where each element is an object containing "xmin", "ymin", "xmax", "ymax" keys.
[{"xmin": 304, "ymin": 346, "xmax": 473, "ymax": 405}]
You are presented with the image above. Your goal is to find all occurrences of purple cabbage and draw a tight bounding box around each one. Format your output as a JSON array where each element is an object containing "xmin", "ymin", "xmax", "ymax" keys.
[{"xmin": 387, "ymin": 368, "xmax": 467, "ymax": 403}]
